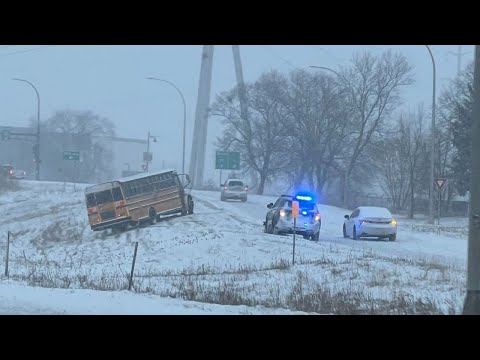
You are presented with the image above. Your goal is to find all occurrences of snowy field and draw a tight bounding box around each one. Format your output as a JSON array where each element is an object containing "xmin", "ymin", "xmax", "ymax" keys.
[{"xmin": 0, "ymin": 181, "xmax": 468, "ymax": 314}]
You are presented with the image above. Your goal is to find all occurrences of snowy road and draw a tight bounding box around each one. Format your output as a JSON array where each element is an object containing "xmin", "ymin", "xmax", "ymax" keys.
[{"xmin": 192, "ymin": 190, "xmax": 468, "ymax": 266}]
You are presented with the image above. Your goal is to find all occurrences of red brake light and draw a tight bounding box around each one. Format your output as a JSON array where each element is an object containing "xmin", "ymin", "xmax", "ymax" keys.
[{"xmin": 315, "ymin": 213, "xmax": 321, "ymax": 221}]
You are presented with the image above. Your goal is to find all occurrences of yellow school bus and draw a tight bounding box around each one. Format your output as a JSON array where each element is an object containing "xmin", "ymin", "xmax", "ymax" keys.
[{"xmin": 85, "ymin": 169, "xmax": 193, "ymax": 231}]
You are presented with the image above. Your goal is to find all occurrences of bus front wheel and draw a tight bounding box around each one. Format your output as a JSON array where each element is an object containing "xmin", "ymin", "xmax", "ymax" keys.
[{"xmin": 187, "ymin": 196, "xmax": 194, "ymax": 214}]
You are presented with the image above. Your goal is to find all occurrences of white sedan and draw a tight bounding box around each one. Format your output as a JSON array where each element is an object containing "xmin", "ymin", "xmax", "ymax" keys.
[{"xmin": 343, "ymin": 206, "xmax": 397, "ymax": 241}]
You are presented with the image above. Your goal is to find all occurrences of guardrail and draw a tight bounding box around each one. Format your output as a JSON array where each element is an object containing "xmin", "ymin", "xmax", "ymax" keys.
[{"xmin": 410, "ymin": 224, "xmax": 468, "ymax": 237}]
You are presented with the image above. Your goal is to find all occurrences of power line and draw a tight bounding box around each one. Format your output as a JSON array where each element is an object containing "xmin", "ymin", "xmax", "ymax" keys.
[
  {"xmin": 308, "ymin": 45, "xmax": 347, "ymax": 63},
  {"xmin": 0, "ymin": 45, "xmax": 57, "ymax": 58},
  {"xmin": 261, "ymin": 45, "xmax": 298, "ymax": 69},
  {"xmin": 447, "ymin": 45, "xmax": 472, "ymax": 76}
]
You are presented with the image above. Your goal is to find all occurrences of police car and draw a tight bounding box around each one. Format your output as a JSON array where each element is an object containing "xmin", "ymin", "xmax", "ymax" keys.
[{"xmin": 264, "ymin": 193, "xmax": 321, "ymax": 241}]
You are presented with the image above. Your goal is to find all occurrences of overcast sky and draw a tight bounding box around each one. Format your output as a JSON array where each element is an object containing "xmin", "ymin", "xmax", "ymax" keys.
[{"xmin": 0, "ymin": 45, "xmax": 474, "ymax": 179}]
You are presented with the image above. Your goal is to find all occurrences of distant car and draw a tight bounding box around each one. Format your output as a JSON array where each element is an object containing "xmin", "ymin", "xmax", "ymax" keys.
[
  {"xmin": 220, "ymin": 179, "xmax": 248, "ymax": 202},
  {"xmin": 343, "ymin": 206, "xmax": 397, "ymax": 241},
  {"xmin": 264, "ymin": 193, "xmax": 321, "ymax": 241},
  {"xmin": 1, "ymin": 164, "xmax": 27, "ymax": 180}
]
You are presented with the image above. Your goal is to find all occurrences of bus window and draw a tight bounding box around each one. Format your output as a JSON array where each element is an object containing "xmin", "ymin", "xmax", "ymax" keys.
[
  {"xmin": 95, "ymin": 190, "xmax": 114, "ymax": 204},
  {"xmin": 112, "ymin": 187, "xmax": 124, "ymax": 202},
  {"xmin": 124, "ymin": 183, "xmax": 131, "ymax": 197},
  {"xmin": 86, "ymin": 193, "xmax": 96, "ymax": 208}
]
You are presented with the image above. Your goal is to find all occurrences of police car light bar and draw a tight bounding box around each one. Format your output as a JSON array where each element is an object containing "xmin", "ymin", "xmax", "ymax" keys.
[{"xmin": 296, "ymin": 195, "xmax": 312, "ymax": 201}]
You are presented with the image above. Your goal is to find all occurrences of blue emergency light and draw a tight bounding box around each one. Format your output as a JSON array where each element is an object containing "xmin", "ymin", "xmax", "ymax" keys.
[{"xmin": 296, "ymin": 195, "xmax": 313, "ymax": 202}]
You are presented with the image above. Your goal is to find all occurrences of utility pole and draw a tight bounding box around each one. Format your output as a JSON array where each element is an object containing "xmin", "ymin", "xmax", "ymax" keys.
[
  {"xmin": 189, "ymin": 45, "xmax": 214, "ymax": 188},
  {"xmin": 146, "ymin": 131, "xmax": 150, "ymax": 172},
  {"xmin": 189, "ymin": 45, "xmax": 247, "ymax": 188},
  {"xmin": 145, "ymin": 132, "xmax": 157, "ymax": 172},
  {"xmin": 448, "ymin": 46, "xmax": 471, "ymax": 76},
  {"xmin": 463, "ymin": 45, "xmax": 480, "ymax": 315},
  {"xmin": 232, "ymin": 45, "xmax": 247, "ymax": 121}
]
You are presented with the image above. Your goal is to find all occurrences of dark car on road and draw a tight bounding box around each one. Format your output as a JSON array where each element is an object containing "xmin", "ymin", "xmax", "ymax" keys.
[
  {"xmin": 1, "ymin": 164, "xmax": 27, "ymax": 179},
  {"xmin": 264, "ymin": 193, "xmax": 321, "ymax": 241}
]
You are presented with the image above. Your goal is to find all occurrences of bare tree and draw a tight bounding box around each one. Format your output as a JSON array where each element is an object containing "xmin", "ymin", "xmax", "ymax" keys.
[
  {"xmin": 339, "ymin": 50, "xmax": 414, "ymax": 207},
  {"xmin": 375, "ymin": 107, "xmax": 429, "ymax": 216},
  {"xmin": 285, "ymin": 70, "xmax": 351, "ymax": 198},
  {"xmin": 438, "ymin": 63, "xmax": 474, "ymax": 197},
  {"xmin": 40, "ymin": 110, "xmax": 115, "ymax": 136},
  {"xmin": 31, "ymin": 109, "xmax": 116, "ymax": 182},
  {"xmin": 213, "ymin": 71, "xmax": 292, "ymax": 194}
]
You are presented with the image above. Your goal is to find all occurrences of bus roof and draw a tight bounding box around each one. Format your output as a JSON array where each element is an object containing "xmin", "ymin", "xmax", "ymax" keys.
[
  {"xmin": 85, "ymin": 168, "xmax": 178, "ymax": 193},
  {"xmin": 117, "ymin": 168, "xmax": 177, "ymax": 183}
]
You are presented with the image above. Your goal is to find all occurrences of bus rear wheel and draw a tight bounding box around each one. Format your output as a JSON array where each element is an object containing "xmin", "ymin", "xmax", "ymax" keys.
[{"xmin": 149, "ymin": 208, "xmax": 157, "ymax": 225}]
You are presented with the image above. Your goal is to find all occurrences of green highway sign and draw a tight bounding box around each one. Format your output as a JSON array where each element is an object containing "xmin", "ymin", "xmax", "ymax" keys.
[
  {"xmin": 63, "ymin": 151, "xmax": 80, "ymax": 161},
  {"xmin": 215, "ymin": 151, "xmax": 240, "ymax": 170},
  {"xmin": 0, "ymin": 129, "xmax": 10, "ymax": 141}
]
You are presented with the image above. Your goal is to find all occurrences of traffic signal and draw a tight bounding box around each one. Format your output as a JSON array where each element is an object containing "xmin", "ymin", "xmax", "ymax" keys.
[{"xmin": 32, "ymin": 143, "xmax": 39, "ymax": 158}]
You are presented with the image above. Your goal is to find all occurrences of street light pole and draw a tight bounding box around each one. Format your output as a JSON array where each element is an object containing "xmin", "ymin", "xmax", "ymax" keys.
[
  {"xmin": 463, "ymin": 45, "xmax": 480, "ymax": 315},
  {"xmin": 146, "ymin": 77, "xmax": 187, "ymax": 175},
  {"xmin": 145, "ymin": 131, "xmax": 157, "ymax": 172},
  {"xmin": 146, "ymin": 131, "xmax": 150, "ymax": 172},
  {"xmin": 12, "ymin": 78, "xmax": 41, "ymax": 181},
  {"xmin": 425, "ymin": 45, "xmax": 436, "ymax": 225},
  {"xmin": 309, "ymin": 65, "xmax": 342, "ymax": 78}
]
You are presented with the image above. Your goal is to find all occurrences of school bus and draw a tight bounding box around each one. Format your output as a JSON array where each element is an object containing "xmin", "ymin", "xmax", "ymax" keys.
[{"xmin": 85, "ymin": 169, "xmax": 194, "ymax": 231}]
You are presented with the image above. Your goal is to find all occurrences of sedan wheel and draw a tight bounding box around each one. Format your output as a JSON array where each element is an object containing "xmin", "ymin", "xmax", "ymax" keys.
[{"xmin": 353, "ymin": 226, "xmax": 359, "ymax": 240}]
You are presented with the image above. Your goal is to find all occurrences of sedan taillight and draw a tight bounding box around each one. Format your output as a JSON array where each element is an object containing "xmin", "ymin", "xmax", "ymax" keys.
[
  {"xmin": 280, "ymin": 209, "xmax": 286, "ymax": 217},
  {"xmin": 315, "ymin": 213, "xmax": 321, "ymax": 222}
]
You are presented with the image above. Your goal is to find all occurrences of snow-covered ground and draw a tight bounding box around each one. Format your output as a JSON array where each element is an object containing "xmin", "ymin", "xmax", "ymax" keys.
[
  {"xmin": 0, "ymin": 181, "xmax": 467, "ymax": 314},
  {"xmin": 0, "ymin": 283, "xmax": 311, "ymax": 315}
]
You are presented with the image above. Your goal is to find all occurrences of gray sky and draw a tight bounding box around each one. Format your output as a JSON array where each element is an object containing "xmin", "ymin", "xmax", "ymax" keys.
[{"xmin": 0, "ymin": 45, "xmax": 474, "ymax": 180}]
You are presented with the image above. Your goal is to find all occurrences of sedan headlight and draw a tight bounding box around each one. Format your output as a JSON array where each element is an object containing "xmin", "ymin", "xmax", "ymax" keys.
[{"xmin": 391, "ymin": 220, "xmax": 397, "ymax": 226}]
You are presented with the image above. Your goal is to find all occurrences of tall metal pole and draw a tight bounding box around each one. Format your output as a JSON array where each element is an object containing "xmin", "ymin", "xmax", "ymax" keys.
[
  {"xmin": 457, "ymin": 45, "xmax": 462, "ymax": 76},
  {"xmin": 232, "ymin": 46, "xmax": 247, "ymax": 121},
  {"xmin": 146, "ymin": 77, "xmax": 187, "ymax": 175},
  {"xmin": 425, "ymin": 45, "xmax": 436, "ymax": 225},
  {"xmin": 190, "ymin": 45, "xmax": 214, "ymax": 188},
  {"xmin": 12, "ymin": 78, "xmax": 41, "ymax": 181},
  {"xmin": 463, "ymin": 45, "xmax": 480, "ymax": 315},
  {"xmin": 146, "ymin": 131, "xmax": 150, "ymax": 172}
]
